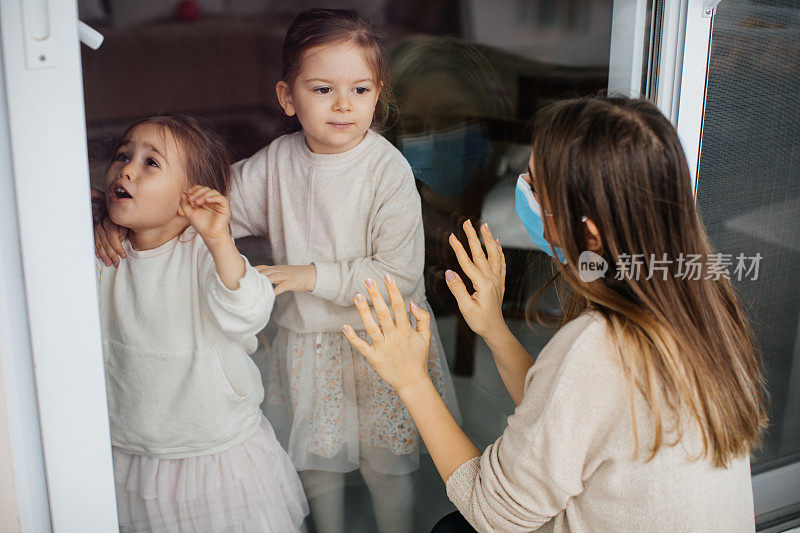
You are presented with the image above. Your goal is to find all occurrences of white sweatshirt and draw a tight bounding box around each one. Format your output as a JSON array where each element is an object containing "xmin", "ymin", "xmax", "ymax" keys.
[
  {"xmin": 96, "ymin": 228, "xmax": 275, "ymax": 458},
  {"xmin": 228, "ymin": 130, "xmax": 426, "ymax": 334}
]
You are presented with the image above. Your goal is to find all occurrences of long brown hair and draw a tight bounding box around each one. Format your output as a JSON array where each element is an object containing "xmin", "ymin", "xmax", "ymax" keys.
[
  {"xmin": 528, "ymin": 96, "xmax": 767, "ymax": 467},
  {"xmin": 111, "ymin": 114, "xmax": 231, "ymax": 195},
  {"xmin": 280, "ymin": 8, "xmax": 394, "ymax": 129}
]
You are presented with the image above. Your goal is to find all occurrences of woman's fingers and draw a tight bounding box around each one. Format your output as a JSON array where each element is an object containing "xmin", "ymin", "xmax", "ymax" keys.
[
  {"xmin": 364, "ymin": 278, "xmax": 394, "ymax": 332},
  {"xmin": 445, "ymin": 269, "xmax": 476, "ymax": 313},
  {"xmin": 409, "ymin": 300, "xmax": 431, "ymax": 344},
  {"xmin": 481, "ymin": 223, "xmax": 501, "ymax": 275},
  {"xmin": 342, "ymin": 324, "xmax": 373, "ymax": 357},
  {"xmin": 448, "ymin": 233, "xmax": 486, "ymax": 288},
  {"xmin": 354, "ymin": 292, "xmax": 383, "ymax": 345},
  {"xmin": 463, "ymin": 219, "xmax": 490, "ymax": 271},
  {"xmin": 497, "ymin": 239, "xmax": 506, "ymax": 286},
  {"xmin": 384, "ymin": 275, "xmax": 411, "ymax": 332}
]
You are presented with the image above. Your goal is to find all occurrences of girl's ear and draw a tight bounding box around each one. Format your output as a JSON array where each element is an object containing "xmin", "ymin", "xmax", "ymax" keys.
[
  {"xmin": 276, "ymin": 81, "xmax": 296, "ymax": 117},
  {"xmin": 177, "ymin": 191, "xmax": 187, "ymax": 218}
]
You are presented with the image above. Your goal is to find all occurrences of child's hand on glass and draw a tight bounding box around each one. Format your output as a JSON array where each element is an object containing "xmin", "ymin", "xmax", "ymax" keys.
[
  {"xmin": 342, "ymin": 275, "xmax": 432, "ymax": 395},
  {"xmin": 180, "ymin": 186, "xmax": 231, "ymax": 245},
  {"xmin": 91, "ymin": 188, "xmax": 129, "ymax": 267},
  {"xmin": 255, "ymin": 264, "xmax": 317, "ymax": 295},
  {"xmin": 445, "ymin": 220, "xmax": 508, "ymax": 342}
]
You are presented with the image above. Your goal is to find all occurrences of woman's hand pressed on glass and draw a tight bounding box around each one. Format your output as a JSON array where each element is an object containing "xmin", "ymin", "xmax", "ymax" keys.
[
  {"xmin": 342, "ymin": 275, "xmax": 431, "ymax": 395},
  {"xmin": 445, "ymin": 219, "xmax": 507, "ymax": 342}
]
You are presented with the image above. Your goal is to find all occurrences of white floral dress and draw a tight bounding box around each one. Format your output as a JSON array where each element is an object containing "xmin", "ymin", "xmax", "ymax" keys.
[{"xmin": 265, "ymin": 299, "xmax": 460, "ymax": 475}]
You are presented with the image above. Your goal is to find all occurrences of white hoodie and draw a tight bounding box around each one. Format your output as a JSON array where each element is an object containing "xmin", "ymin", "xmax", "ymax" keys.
[{"xmin": 96, "ymin": 228, "xmax": 274, "ymax": 458}]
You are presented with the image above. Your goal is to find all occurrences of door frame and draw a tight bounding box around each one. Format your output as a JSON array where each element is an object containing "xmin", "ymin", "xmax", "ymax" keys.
[{"xmin": 0, "ymin": 0, "xmax": 118, "ymax": 530}]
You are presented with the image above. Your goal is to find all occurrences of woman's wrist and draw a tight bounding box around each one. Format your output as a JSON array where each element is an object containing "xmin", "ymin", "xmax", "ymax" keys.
[
  {"xmin": 482, "ymin": 321, "xmax": 515, "ymax": 351},
  {"xmin": 396, "ymin": 375, "xmax": 437, "ymax": 405}
]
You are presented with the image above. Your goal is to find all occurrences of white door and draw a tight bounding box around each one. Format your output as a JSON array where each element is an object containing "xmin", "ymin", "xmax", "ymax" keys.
[{"xmin": 0, "ymin": 0, "xmax": 117, "ymax": 530}]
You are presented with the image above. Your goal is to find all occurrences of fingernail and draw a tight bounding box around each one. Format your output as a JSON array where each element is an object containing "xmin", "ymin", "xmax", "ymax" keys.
[
  {"xmin": 495, "ymin": 238, "xmax": 500, "ymax": 245},
  {"xmin": 366, "ymin": 278, "xmax": 375, "ymax": 288},
  {"xmin": 409, "ymin": 300, "xmax": 420, "ymax": 310},
  {"xmin": 343, "ymin": 325, "xmax": 352, "ymax": 334},
  {"xmin": 356, "ymin": 293, "xmax": 365, "ymax": 303},
  {"xmin": 445, "ymin": 270, "xmax": 455, "ymax": 282},
  {"xmin": 466, "ymin": 219, "xmax": 473, "ymax": 229},
  {"xmin": 384, "ymin": 274, "xmax": 394, "ymax": 284},
  {"xmin": 482, "ymin": 222, "xmax": 489, "ymax": 231}
]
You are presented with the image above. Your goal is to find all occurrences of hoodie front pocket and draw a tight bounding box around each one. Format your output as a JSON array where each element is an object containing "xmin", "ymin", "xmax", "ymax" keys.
[{"xmin": 103, "ymin": 338, "xmax": 248, "ymax": 454}]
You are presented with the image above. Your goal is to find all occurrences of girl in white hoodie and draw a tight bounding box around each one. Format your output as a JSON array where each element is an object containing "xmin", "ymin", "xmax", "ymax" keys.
[{"xmin": 95, "ymin": 114, "xmax": 307, "ymax": 532}]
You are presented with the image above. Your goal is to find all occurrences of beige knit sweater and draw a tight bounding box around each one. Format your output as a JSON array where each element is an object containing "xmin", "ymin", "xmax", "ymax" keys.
[
  {"xmin": 446, "ymin": 311, "xmax": 755, "ymax": 532},
  {"xmin": 228, "ymin": 130, "xmax": 426, "ymax": 334}
]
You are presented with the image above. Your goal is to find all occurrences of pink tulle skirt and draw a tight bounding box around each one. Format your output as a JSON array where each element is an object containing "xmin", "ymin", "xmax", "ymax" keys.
[{"xmin": 113, "ymin": 415, "xmax": 308, "ymax": 532}]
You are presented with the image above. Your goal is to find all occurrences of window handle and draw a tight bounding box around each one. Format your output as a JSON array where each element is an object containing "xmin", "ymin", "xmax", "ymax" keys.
[{"xmin": 78, "ymin": 20, "xmax": 103, "ymax": 50}]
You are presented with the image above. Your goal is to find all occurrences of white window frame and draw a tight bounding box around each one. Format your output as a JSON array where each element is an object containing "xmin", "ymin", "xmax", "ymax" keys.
[
  {"xmin": 609, "ymin": 0, "xmax": 710, "ymax": 193},
  {"xmin": 0, "ymin": 0, "xmax": 117, "ymax": 530}
]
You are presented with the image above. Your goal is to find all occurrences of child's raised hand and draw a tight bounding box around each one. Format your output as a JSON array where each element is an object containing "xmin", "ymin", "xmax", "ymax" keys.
[
  {"xmin": 255, "ymin": 264, "xmax": 317, "ymax": 295},
  {"xmin": 91, "ymin": 188, "xmax": 128, "ymax": 267},
  {"xmin": 180, "ymin": 185, "xmax": 231, "ymax": 244},
  {"xmin": 95, "ymin": 217, "xmax": 129, "ymax": 267},
  {"xmin": 445, "ymin": 220, "xmax": 508, "ymax": 341}
]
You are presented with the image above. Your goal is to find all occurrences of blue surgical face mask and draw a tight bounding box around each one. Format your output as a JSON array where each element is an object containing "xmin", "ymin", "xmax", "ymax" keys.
[
  {"xmin": 515, "ymin": 173, "xmax": 567, "ymax": 263},
  {"xmin": 398, "ymin": 122, "xmax": 492, "ymax": 198}
]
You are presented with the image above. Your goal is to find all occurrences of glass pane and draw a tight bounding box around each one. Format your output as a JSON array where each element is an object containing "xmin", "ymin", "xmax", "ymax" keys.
[
  {"xmin": 81, "ymin": 0, "xmax": 612, "ymax": 530},
  {"xmin": 695, "ymin": 0, "xmax": 800, "ymax": 471}
]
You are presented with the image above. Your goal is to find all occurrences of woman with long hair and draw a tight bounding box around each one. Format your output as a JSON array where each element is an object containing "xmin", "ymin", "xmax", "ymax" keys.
[{"xmin": 342, "ymin": 96, "xmax": 767, "ymax": 531}]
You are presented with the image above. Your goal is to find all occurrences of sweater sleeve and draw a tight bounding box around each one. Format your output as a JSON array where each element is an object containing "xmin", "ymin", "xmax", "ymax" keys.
[
  {"xmin": 310, "ymin": 161, "xmax": 424, "ymax": 306},
  {"xmin": 198, "ymin": 246, "xmax": 275, "ymax": 349},
  {"xmin": 229, "ymin": 147, "xmax": 269, "ymax": 239},
  {"xmin": 445, "ymin": 319, "xmax": 624, "ymax": 532}
]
